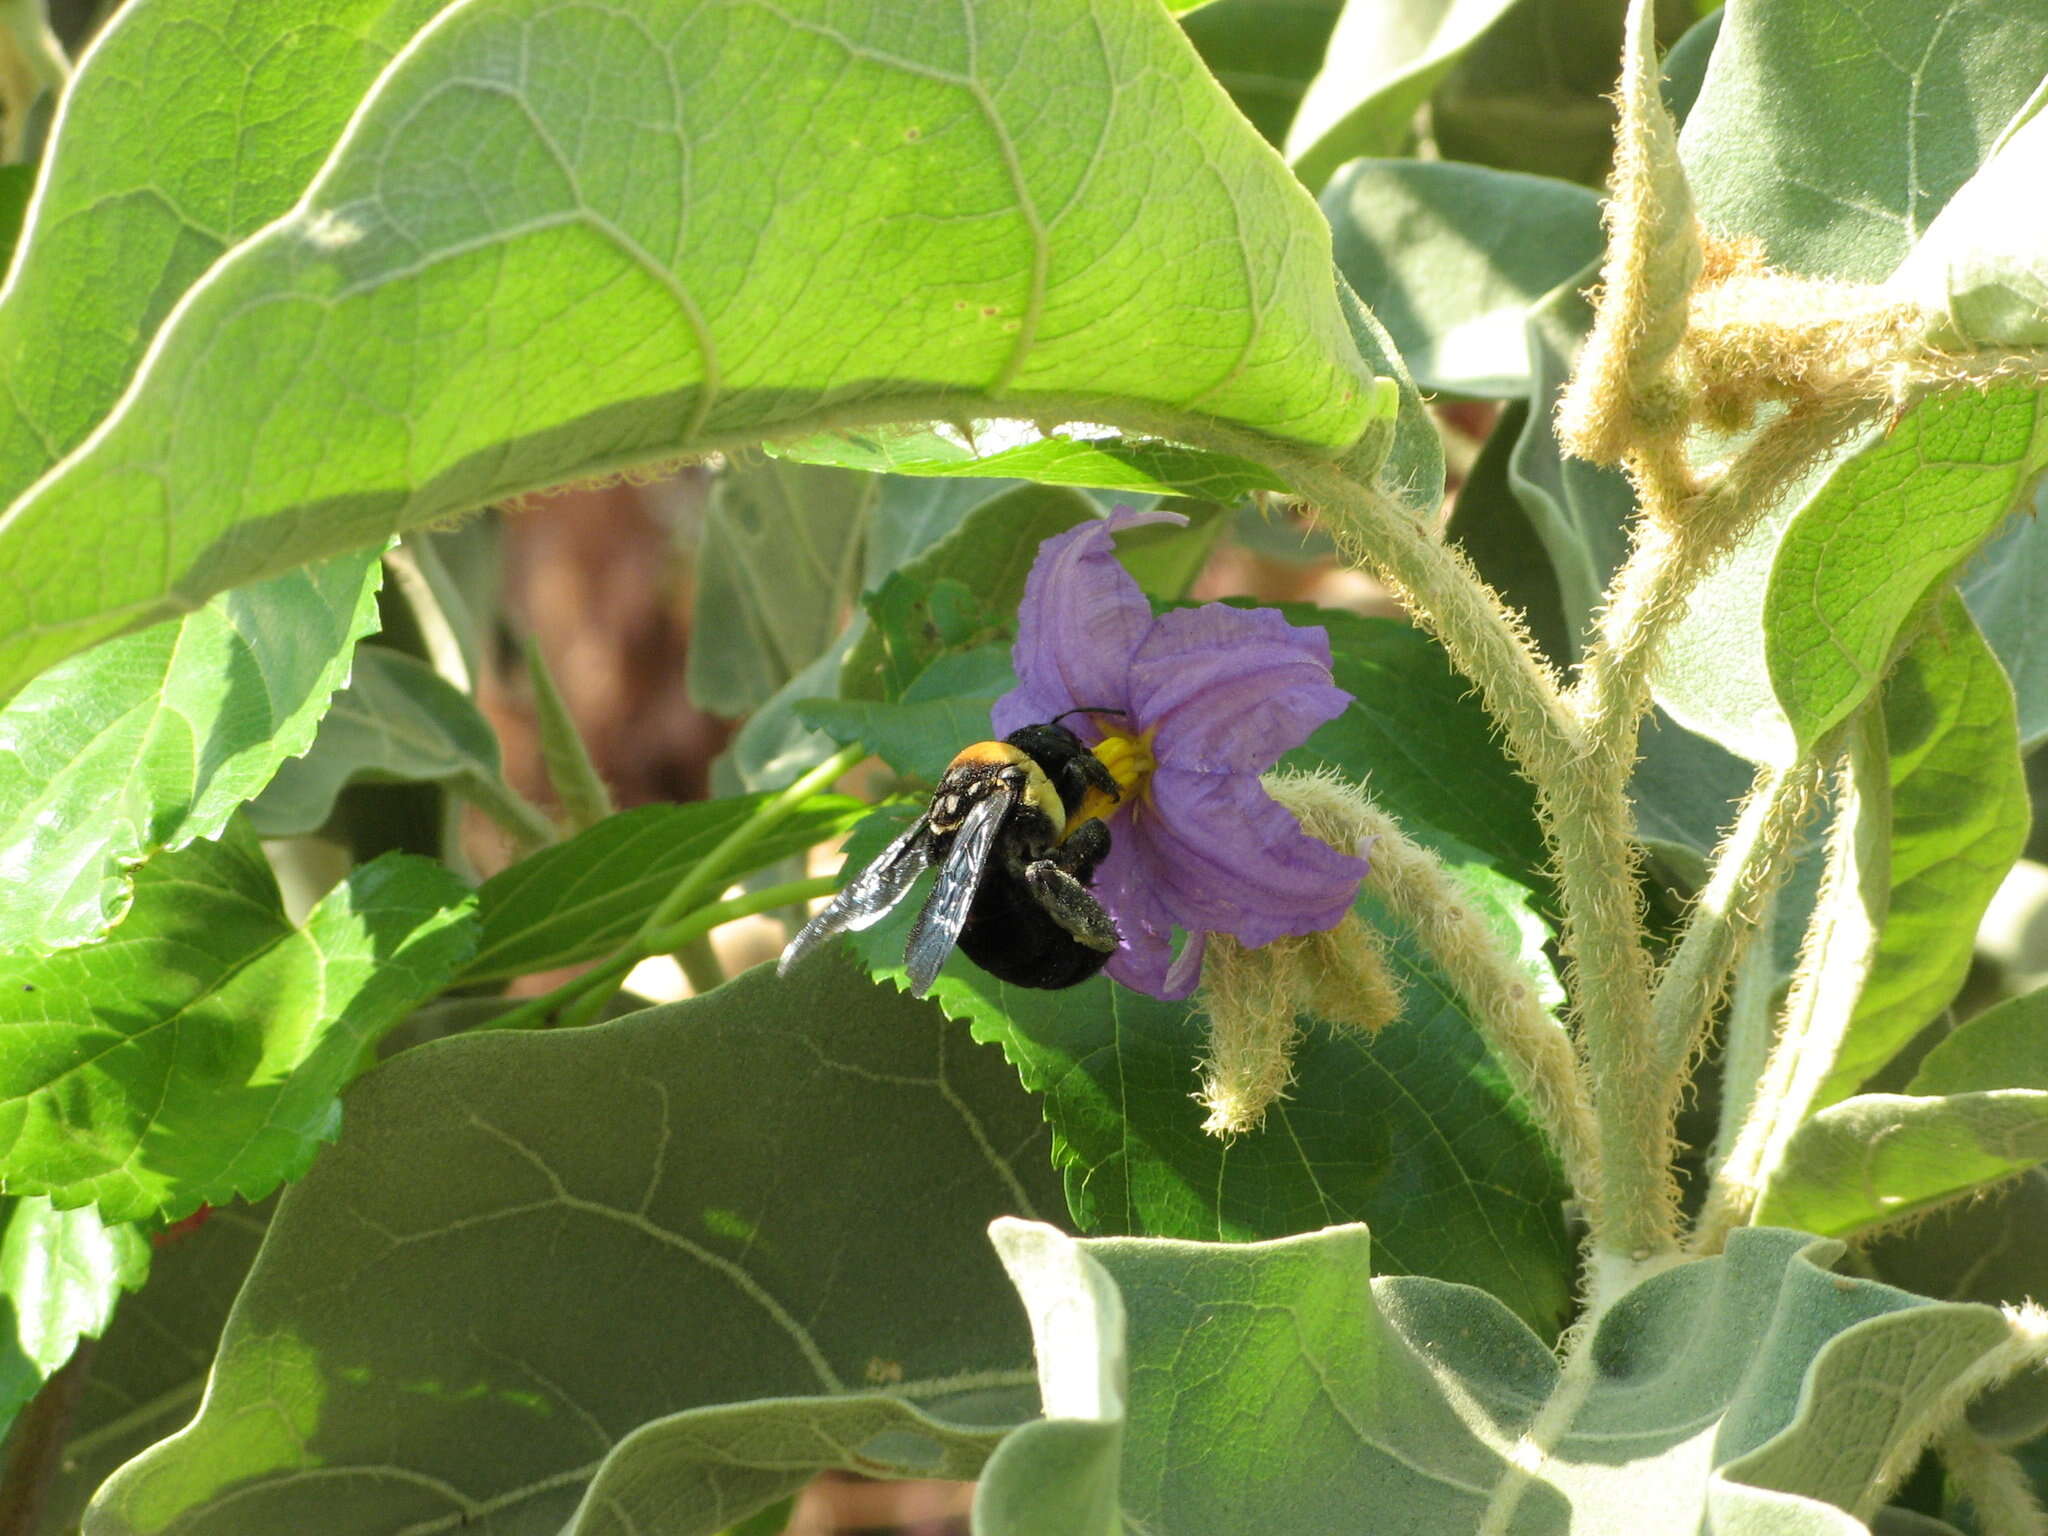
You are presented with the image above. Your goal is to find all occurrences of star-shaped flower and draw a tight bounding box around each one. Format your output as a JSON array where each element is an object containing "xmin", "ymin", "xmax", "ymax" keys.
[{"xmin": 993, "ymin": 508, "xmax": 1368, "ymax": 999}]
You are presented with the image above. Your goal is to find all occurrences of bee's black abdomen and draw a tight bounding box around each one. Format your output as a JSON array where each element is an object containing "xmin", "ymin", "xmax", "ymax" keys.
[{"xmin": 958, "ymin": 872, "xmax": 1114, "ymax": 990}]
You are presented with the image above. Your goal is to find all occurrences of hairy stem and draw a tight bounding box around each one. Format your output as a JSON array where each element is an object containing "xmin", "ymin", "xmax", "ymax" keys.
[
  {"xmin": 1277, "ymin": 456, "xmax": 1672, "ymax": 1256},
  {"xmin": 1941, "ymin": 1427, "xmax": 2048, "ymax": 1536},
  {"xmin": 1353, "ymin": 803, "xmax": 1601, "ymax": 1207},
  {"xmin": 1648, "ymin": 757, "xmax": 1822, "ymax": 1091},
  {"xmin": 1695, "ymin": 726, "xmax": 1885, "ymax": 1250},
  {"xmin": 452, "ymin": 768, "xmax": 558, "ymax": 855}
]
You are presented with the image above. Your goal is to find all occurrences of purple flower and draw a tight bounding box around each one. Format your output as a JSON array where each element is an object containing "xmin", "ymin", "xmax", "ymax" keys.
[{"xmin": 994, "ymin": 508, "xmax": 1368, "ymax": 999}]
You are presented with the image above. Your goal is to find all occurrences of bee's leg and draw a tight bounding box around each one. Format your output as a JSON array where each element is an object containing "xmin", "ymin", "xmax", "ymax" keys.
[
  {"xmin": 1076, "ymin": 749, "xmax": 1121, "ymax": 804},
  {"xmin": 1051, "ymin": 817, "xmax": 1111, "ymax": 879},
  {"xmin": 1024, "ymin": 860, "xmax": 1121, "ymax": 952}
]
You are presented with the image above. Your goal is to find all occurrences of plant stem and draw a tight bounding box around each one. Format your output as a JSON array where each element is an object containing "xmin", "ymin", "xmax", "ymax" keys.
[
  {"xmin": 0, "ymin": 1342, "xmax": 91, "ymax": 1536},
  {"xmin": 1281, "ymin": 456, "xmax": 1673, "ymax": 1257},
  {"xmin": 385, "ymin": 538, "xmax": 477, "ymax": 695},
  {"xmin": 1647, "ymin": 758, "xmax": 1821, "ymax": 1091},
  {"xmin": 1694, "ymin": 725, "xmax": 1886, "ymax": 1250},
  {"xmin": 453, "ymin": 769, "xmax": 558, "ymax": 855},
  {"xmin": 643, "ymin": 745, "xmax": 862, "ymax": 937},
  {"xmin": 673, "ymin": 934, "xmax": 727, "ymax": 995},
  {"xmin": 1348, "ymin": 799, "xmax": 1601, "ymax": 1207},
  {"xmin": 488, "ymin": 876, "xmax": 839, "ymax": 1030},
  {"xmin": 524, "ymin": 636, "xmax": 614, "ymax": 832}
]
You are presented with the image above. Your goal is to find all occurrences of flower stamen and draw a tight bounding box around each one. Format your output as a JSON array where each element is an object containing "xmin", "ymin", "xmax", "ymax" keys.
[{"xmin": 1067, "ymin": 726, "xmax": 1157, "ymax": 836}]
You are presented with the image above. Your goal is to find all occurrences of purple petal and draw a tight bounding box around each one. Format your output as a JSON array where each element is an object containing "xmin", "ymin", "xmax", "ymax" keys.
[
  {"xmin": 991, "ymin": 507, "xmax": 1188, "ymax": 738},
  {"xmin": 1125, "ymin": 769, "xmax": 1366, "ymax": 950},
  {"xmin": 1127, "ymin": 605, "xmax": 1350, "ymax": 774},
  {"xmin": 1091, "ymin": 830, "xmax": 1192, "ymax": 998}
]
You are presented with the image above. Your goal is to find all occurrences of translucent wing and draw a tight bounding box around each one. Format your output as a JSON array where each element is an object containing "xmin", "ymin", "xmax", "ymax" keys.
[
  {"xmin": 777, "ymin": 816, "xmax": 935, "ymax": 977},
  {"xmin": 904, "ymin": 790, "xmax": 1011, "ymax": 998}
]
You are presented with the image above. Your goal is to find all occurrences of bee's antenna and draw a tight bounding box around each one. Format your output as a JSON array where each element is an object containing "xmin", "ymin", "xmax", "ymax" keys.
[{"xmin": 1052, "ymin": 706, "xmax": 1126, "ymax": 727}]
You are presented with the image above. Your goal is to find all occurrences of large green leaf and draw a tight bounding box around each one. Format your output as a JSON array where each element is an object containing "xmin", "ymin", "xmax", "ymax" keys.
[
  {"xmin": 462, "ymin": 793, "xmax": 865, "ymax": 983},
  {"xmin": 684, "ymin": 460, "xmax": 872, "ymax": 718},
  {"xmin": 1322, "ymin": 160, "xmax": 1602, "ymax": 398},
  {"xmin": 244, "ymin": 645, "xmax": 507, "ymax": 838},
  {"xmin": 0, "ymin": 0, "xmax": 446, "ymax": 508},
  {"xmin": 1757, "ymin": 984, "xmax": 2048, "ymax": 1240},
  {"xmin": 1681, "ymin": 0, "xmax": 2048, "ymax": 281},
  {"xmin": 0, "ymin": 821, "xmax": 476, "ymax": 1221},
  {"xmin": 0, "ymin": 1198, "xmax": 150, "ymax": 1440},
  {"xmin": 1815, "ymin": 597, "xmax": 2030, "ymax": 1105},
  {"xmin": 0, "ymin": 551, "xmax": 382, "ymax": 953},
  {"xmin": 0, "ymin": 0, "xmax": 1382, "ymax": 699},
  {"xmin": 85, "ymin": 955, "xmax": 1063, "ymax": 1534},
  {"xmin": 1763, "ymin": 388, "xmax": 2048, "ymax": 757},
  {"xmin": 1893, "ymin": 102, "xmax": 2048, "ymax": 349},
  {"xmin": 981, "ymin": 1221, "xmax": 2034, "ymax": 1534},
  {"xmin": 1757, "ymin": 1093, "xmax": 2048, "ymax": 1240}
]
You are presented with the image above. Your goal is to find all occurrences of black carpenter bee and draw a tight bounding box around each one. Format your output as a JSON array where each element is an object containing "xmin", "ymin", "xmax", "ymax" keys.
[{"xmin": 777, "ymin": 713, "xmax": 1124, "ymax": 996}]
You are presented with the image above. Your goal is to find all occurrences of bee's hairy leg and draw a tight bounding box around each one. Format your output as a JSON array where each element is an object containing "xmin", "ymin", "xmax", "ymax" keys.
[{"xmin": 1024, "ymin": 861, "xmax": 1120, "ymax": 952}]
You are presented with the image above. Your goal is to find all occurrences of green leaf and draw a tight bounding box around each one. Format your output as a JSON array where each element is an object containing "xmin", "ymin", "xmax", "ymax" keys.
[
  {"xmin": 86, "ymin": 955, "xmax": 1063, "ymax": 1534},
  {"xmin": 981, "ymin": 1221, "xmax": 2030, "ymax": 1534},
  {"xmin": 1295, "ymin": 608, "xmax": 1551, "ymax": 896},
  {"xmin": 1681, "ymin": 0, "xmax": 2048, "ymax": 281},
  {"xmin": 1757, "ymin": 1091, "xmax": 2048, "ymax": 1240},
  {"xmin": 1180, "ymin": 0, "xmax": 1344, "ymax": 147},
  {"xmin": 1286, "ymin": 0, "xmax": 1521, "ymax": 190},
  {"xmin": 1816, "ymin": 597, "xmax": 2030, "ymax": 1104},
  {"xmin": 1505, "ymin": 267, "xmax": 1636, "ymax": 650},
  {"xmin": 1323, "ymin": 160, "xmax": 1602, "ymax": 398},
  {"xmin": 1441, "ymin": 403, "xmax": 1576, "ymax": 665},
  {"xmin": 1429, "ymin": 0, "xmax": 1701, "ymax": 187},
  {"xmin": 0, "ymin": 0, "xmax": 448, "ymax": 509},
  {"xmin": 525, "ymin": 637, "xmax": 614, "ymax": 832},
  {"xmin": 1959, "ymin": 486, "xmax": 2048, "ymax": 753},
  {"xmin": 0, "ymin": 163, "xmax": 32, "ymax": 271},
  {"xmin": 686, "ymin": 461, "xmax": 872, "ymax": 717},
  {"xmin": 770, "ymin": 423, "xmax": 1286, "ymax": 503},
  {"xmin": 0, "ymin": 0, "xmax": 1382, "ymax": 700},
  {"xmin": 1894, "ymin": 103, "xmax": 2048, "ymax": 349},
  {"xmin": 462, "ymin": 794, "xmax": 865, "ymax": 983},
  {"xmin": 1910, "ymin": 984, "xmax": 2048, "ymax": 1098},
  {"xmin": 0, "ymin": 551, "xmax": 383, "ymax": 953},
  {"xmin": 32, "ymin": 1204, "xmax": 271, "ymax": 1534},
  {"xmin": 802, "ymin": 645, "xmax": 1015, "ymax": 783},
  {"xmin": 835, "ymin": 806, "xmax": 1572, "ymax": 1334},
  {"xmin": 839, "ymin": 484, "xmax": 1098, "ymax": 702},
  {"xmin": 1764, "ymin": 388, "xmax": 2048, "ymax": 758},
  {"xmin": 0, "ymin": 1198, "xmax": 150, "ymax": 1437},
  {"xmin": 244, "ymin": 645, "xmax": 504, "ymax": 839},
  {"xmin": 0, "ymin": 821, "xmax": 477, "ymax": 1221}
]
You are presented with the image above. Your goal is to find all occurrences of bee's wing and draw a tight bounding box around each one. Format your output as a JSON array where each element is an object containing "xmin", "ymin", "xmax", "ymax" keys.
[
  {"xmin": 904, "ymin": 788, "xmax": 1012, "ymax": 998},
  {"xmin": 777, "ymin": 816, "xmax": 935, "ymax": 976}
]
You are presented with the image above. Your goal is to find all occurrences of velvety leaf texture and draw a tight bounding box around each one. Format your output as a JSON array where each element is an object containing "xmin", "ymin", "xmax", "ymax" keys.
[
  {"xmin": 980, "ymin": 1222, "xmax": 2030, "ymax": 1534},
  {"xmin": 85, "ymin": 956, "xmax": 1062, "ymax": 1534},
  {"xmin": 0, "ymin": 822, "xmax": 477, "ymax": 1221},
  {"xmin": 0, "ymin": 0, "xmax": 1382, "ymax": 698}
]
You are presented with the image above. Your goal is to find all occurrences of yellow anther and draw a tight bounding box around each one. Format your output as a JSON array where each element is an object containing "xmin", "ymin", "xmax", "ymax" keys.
[{"xmin": 1066, "ymin": 726, "xmax": 1157, "ymax": 838}]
